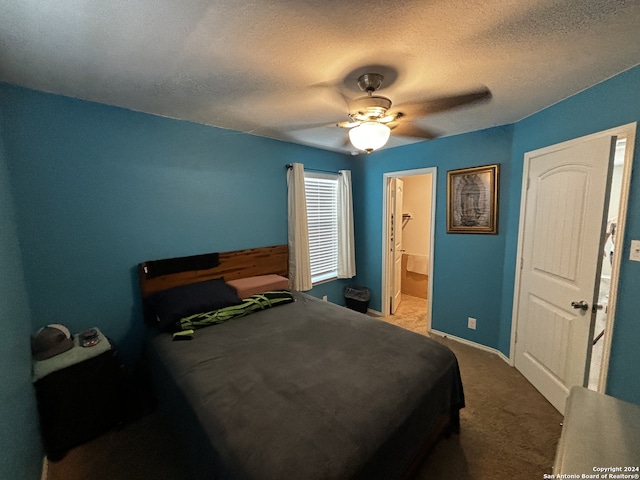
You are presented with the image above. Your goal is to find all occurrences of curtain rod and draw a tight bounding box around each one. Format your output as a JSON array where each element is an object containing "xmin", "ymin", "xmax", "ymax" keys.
[{"xmin": 285, "ymin": 164, "xmax": 342, "ymax": 175}]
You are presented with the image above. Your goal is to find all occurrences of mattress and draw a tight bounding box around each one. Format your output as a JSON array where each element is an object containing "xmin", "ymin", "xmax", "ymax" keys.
[{"xmin": 145, "ymin": 291, "xmax": 464, "ymax": 480}]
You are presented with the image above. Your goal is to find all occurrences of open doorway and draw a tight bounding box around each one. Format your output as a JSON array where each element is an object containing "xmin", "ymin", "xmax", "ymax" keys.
[
  {"xmin": 381, "ymin": 168, "xmax": 436, "ymax": 336},
  {"xmin": 588, "ymin": 137, "xmax": 631, "ymax": 391}
]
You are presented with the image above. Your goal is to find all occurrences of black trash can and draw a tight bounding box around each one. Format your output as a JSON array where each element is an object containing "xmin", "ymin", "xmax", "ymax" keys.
[{"xmin": 344, "ymin": 286, "xmax": 371, "ymax": 313}]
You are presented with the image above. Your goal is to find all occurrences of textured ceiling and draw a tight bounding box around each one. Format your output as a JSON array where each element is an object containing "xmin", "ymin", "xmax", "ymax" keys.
[{"xmin": 2, "ymin": 0, "xmax": 640, "ymax": 154}]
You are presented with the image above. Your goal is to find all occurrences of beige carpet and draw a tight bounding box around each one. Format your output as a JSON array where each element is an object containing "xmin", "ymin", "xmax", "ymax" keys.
[
  {"xmin": 383, "ymin": 294, "xmax": 563, "ymax": 479},
  {"xmin": 48, "ymin": 295, "xmax": 563, "ymax": 480}
]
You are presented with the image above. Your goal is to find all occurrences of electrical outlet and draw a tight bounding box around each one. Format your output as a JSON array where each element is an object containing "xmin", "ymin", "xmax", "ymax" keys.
[
  {"xmin": 322, "ymin": 295, "xmax": 328, "ymax": 301},
  {"xmin": 630, "ymin": 240, "xmax": 640, "ymax": 262},
  {"xmin": 468, "ymin": 317, "xmax": 477, "ymax": 330}
]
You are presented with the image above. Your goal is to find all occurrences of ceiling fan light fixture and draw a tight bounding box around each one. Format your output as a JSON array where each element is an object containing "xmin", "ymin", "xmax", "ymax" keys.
[{"xmin": 348, "ymin": 121, "xmax": 391, "ymax": 153}]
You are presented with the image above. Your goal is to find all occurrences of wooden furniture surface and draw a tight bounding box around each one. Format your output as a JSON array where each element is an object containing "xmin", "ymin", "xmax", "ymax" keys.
[{"xmin": 139, "ymin": 244, "xmax": 288, "ymax": 298}]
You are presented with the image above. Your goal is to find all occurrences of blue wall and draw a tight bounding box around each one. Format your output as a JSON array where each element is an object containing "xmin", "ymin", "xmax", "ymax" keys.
[
  {"xmin": 0, "ymin": 83, "xmax": 353, "ymax": 365},
  {"xmin": 0, "ymin": 123, "xmax": 42, "ymax": 478},
  {"xmin": 2, "ymin": 63, "xmax": 640, "ymax": 476},
  {"xmin": 352, "ymin": 126, "xmax": 515, "ymax": 350},
  {"xmin": 355, "ymin": 64, "xmax": 640, "ymax": 404},
  {"xmin": 0, "ymin": 83, "xmax": 353, "ymax": 477},
  {"xmin": 506, "ymin": 65, "xmax": 640, "ymax": 404}
]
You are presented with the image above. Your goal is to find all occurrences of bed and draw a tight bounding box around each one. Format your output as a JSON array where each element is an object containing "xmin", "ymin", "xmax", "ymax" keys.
[{"xmin": 139, "ymin": 245, "xmax": 464, "ymax": 480}]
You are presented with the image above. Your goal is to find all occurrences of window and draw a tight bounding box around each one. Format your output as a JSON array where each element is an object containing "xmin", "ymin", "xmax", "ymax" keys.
[{"xmin": 304, "ymin": 172, "xmax": 338, "ymax": 283}]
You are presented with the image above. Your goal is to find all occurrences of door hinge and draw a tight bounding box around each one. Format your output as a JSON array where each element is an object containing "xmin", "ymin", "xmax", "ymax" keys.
[
  {"xmin": 520, "ymin": 257, "xmax": 524, "ymax": 269},
  {"xmin": 527, "ymin": 177, "xmax": 530, "ymax": 190}
]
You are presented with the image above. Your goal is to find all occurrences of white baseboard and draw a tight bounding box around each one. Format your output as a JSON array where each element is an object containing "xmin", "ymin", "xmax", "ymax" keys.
[
  {"xmin": 430, "ymin": 329, "xmax": 511, "ymax": 365},
  {"xmin": 363, "ymin": 314, "xmax": 512, "ymax": 365},
  {"xmin": 41, "ymin": 456, "xmax": 48, "ymax": 480}
]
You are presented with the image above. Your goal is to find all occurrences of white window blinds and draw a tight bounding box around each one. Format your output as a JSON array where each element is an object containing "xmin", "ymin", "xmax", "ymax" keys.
[{"xmin": 304, "ymin": 173, "xmax": 338, "ymax": 283}]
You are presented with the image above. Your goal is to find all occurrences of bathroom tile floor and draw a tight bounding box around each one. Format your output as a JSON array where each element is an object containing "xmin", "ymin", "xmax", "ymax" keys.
[{"xmin": 380, "ymin": 294, "xmax": 430, "ymax": 337}]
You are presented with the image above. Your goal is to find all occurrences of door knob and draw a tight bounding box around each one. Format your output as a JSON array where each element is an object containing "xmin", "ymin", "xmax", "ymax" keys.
[{"xmin": 571, "ymin": 301, "xmax": 589, "ymax": 311}]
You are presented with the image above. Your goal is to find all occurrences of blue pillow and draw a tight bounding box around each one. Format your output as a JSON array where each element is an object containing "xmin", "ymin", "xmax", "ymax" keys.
[{"xmin": 147, "ymin": 277, "xmax": 243, "ymax": 332}]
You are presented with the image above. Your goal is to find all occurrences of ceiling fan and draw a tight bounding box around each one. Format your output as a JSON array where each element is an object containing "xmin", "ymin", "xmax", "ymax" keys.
[{"xmin": 336, "ymin": 73, "xmax": 492, "ymax": 153}]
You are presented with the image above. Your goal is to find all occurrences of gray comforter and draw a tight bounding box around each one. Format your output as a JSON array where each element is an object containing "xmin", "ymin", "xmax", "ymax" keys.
[{"xmin": 146, "ymin": 292, "xmax": 464, "ymax": 480}]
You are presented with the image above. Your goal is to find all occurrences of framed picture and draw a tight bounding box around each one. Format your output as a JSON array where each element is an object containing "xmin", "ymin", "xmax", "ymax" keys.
[{"xmin": 447, "ymin": 164, "xmax": 499, "ymax": 234}]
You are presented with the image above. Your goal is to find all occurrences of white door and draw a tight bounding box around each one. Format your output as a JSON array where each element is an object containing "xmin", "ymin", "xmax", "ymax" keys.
[
  {"xmin": 514, "ymin": 135, "xmax": 616, "ymax": 413},
  {"xmin": 391, "ymin": 178, "xmax": 404, "ymax": 314}
]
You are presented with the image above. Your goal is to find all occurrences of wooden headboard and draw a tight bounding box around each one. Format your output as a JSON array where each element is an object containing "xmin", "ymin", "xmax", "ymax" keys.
[{"xmin": 138, "ymin": 244, "xmax": 288, "ymax": 299}]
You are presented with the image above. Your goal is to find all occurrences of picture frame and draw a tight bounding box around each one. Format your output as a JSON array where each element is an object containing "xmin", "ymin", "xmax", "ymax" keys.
[{"xmin": 447, "ymin": 164, "xmax": 499, "ymax": 234}]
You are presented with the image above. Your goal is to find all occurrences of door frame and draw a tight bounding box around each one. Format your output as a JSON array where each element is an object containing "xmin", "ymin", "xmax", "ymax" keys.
[
  {"xmin": 382, "ymin": 167, "xmax": 437, "ymax": 329},
  {"xmin": 510, "ymin": 122, "xmax": 636, "ymax": 393},
  {"xmin": 391, "ymin": 177, "xmax": 404, "ymax": 314}
]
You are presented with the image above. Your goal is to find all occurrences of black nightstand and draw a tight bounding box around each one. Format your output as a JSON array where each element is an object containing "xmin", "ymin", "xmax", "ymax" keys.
[{"xmin": 32, "ymin": 328, "xmax": 125, "ymax": 461}]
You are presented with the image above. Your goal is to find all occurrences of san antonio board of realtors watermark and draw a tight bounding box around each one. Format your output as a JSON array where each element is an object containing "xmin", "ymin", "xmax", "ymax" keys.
[{"xmin": 543, "ymin": 466, "xmax": 639, "ymax": 479}]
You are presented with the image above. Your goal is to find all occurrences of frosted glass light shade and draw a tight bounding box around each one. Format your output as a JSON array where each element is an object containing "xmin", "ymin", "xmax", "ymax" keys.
[{"xmin": 348, "ymin": 122, "xmax": 391, "ymax": 153}]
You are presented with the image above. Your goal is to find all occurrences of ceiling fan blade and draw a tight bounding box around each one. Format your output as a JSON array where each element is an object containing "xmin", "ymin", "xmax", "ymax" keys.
[
  {"xmin": 390, "ymin": 122, "xmax": 439, "ymax": 140},
  {"xmin": 395, "ymin": 86, "xmax": 492, "ymax": 119},
  {"xmin": 287, "ymin": 121, "xmax": 340, "ymax": 131},
  {"xmin": 337, "ymin": 120, "xmax": 360, "ymax": 129}
]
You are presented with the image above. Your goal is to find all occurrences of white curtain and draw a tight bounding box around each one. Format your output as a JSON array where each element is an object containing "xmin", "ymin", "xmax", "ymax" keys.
[
  {"xmin": 287, "ymin": 163, "xmax": 312, "ymax": 291},
  {"xmin": 337, "ymin": 170, "xmax": 356, "ymax": 278}
]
